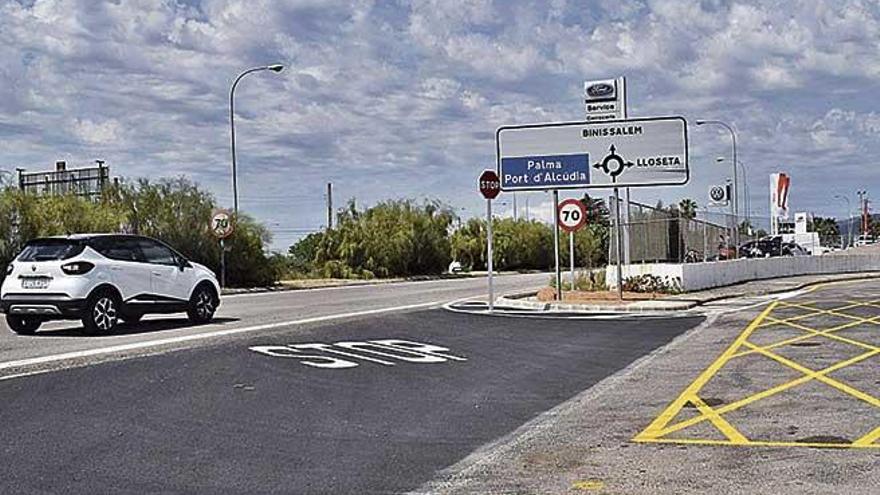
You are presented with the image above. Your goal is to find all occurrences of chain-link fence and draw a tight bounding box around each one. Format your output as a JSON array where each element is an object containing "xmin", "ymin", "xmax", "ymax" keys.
[{"xmin": 608, "ymin": 198, "xmax": 772, "ymax": 264}]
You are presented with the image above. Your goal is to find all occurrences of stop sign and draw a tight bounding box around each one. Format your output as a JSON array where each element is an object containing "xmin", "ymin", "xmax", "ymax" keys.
[{"xmin": 479, "ymin": 170, "xmax": 501, "ymax": 200}]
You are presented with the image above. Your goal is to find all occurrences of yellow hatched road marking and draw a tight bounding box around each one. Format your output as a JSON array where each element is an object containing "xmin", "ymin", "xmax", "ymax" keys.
[
  {"xmin": 638, "ymin": 438, "xmax": 880, "ymax": 449},
  {"xmin": 743, "ymin": 343, "xmax": 880, "ymax": 409},
  {"xmin": 854, "ymin": 425, "xmax": 880, "ymax": 447},
  {"xmin": 761, "ymin": 316, "xmax": 880, "ymax": 352},
  {"xmin": 633, "ymin": 302, "xmax": 778, "ymax": 442},
  {"xmin": 634, "ymin": 283, "xmax": 880, "ymax": 449},
  {"xmin": 650, "ymin": 350, "xmax": 877, "ymax": 439},
  {"xmin": 690, "ymin": 395, "xmax": 748, "ymax": 444},
  {"xmin": 730, "ymin": 311, "xmax": 880, "ymax": 358}
]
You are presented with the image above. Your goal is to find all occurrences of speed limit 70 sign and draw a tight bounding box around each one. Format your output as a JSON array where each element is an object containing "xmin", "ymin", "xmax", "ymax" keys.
[
  {"xmin": 211, "ymin": 209, "xmax": 234, "ymax": 239},
  {"xmin": 557, "ymin": 199, "xmax": 587, "ymax": 233}
]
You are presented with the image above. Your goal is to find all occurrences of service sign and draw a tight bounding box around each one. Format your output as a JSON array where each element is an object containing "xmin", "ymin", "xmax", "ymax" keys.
[
  {"xmin": 584, "ymin": 77, "xmax": 626, "ymax": 122},
  {"xmin": 496, "ymin": 116, "xmax": 689, "ymax": 191}
]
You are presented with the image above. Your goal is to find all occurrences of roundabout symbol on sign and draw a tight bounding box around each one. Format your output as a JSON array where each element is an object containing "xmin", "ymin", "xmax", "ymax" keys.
[
  {"xmin": 557, "ymin": 199, "xmax": 587, "ymax": 233},
  {"xmin": 592, "ymin": 144, "xmax": 633, "ymax": 180}
]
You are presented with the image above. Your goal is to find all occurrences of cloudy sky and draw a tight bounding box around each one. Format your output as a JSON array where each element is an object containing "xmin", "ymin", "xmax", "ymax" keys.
[{"xmin": 2, "ymin": 0, "xmax": 879, "ymax": 248}]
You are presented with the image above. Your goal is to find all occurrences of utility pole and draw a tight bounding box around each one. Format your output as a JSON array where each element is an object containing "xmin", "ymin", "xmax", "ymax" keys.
[
  {"xmin": 513, "ymin": 192, "xmax": 518, "ymax": 221},
  {"xmin": 326, "ymin": 182, "xmax": 333, "ymax": 230}
]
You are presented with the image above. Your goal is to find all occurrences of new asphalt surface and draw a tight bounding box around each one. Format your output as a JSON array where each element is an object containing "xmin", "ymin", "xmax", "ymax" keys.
[
  {"xmin": 0, "ymin": 305, "xmax": 701, "ymax": 493},
  {"xmin": 0, "ymin": 273, "xmax": 548, "ymax": 372}
]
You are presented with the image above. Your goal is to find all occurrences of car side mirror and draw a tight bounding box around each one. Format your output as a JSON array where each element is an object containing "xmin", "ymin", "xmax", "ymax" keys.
[{"xmin": 178, "ymin": 258, "xmax": 191, "ymax": 271}]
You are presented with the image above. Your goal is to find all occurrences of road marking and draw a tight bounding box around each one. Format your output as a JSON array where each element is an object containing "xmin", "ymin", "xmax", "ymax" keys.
[
  {"xmin": 224, "ymin": 274, "xmax": 547, "ymax": 300},
  {"xmin": 250, "ymin": 339, "xmax": 467, "ymax": 369},
  {"xmin": 635, "ymin": 285, "xmax": 880, "ymax": 449},
  {"xmin": 0, "ymin": 300, "xmax": 446, "ymax": 381}
]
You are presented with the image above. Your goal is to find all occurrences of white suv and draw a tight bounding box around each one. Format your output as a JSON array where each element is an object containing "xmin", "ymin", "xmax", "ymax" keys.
[{"xmin": 1, "ymin": 234, "xmax": 221, "ymax": 335}]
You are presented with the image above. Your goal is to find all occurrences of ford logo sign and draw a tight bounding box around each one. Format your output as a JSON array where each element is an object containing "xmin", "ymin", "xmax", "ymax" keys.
[{"xmin": 587, "ymin": 83, "xmax": 614, "ymax": 98}]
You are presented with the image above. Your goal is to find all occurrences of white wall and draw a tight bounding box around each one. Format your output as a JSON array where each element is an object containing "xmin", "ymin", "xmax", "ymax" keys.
[{"xmin": 606, "ymin": 253, "xmax": 880, "ymax": 292}]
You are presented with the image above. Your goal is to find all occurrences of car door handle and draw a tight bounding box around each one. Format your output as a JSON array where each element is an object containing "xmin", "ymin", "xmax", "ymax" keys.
[{"xmin": 152, "ymin": 271, "xmax": 163, "ymax": 276}]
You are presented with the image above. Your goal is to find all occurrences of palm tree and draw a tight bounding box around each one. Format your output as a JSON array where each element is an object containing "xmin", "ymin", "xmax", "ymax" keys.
[{"xmin": 678, "ymin": 198, "xmax": 698, "ymax": 219}]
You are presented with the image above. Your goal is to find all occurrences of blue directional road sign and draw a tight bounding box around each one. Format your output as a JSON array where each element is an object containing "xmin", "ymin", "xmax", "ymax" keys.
[{"xmin": 499, "ymin": 153, "xmax": 590, "ymax": 190}]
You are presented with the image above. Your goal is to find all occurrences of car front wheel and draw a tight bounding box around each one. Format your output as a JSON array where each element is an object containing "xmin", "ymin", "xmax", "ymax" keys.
[
  {"xmin": 82, "ymin": 291, "xmax": 121, "ymax": 335},
  {"xmin": 187, "ymin": 285, "xmax": 217, "ymax": 324},
  {"xmin": 6, "ymin": 315, "xmax": 41, "ymax": 335}
]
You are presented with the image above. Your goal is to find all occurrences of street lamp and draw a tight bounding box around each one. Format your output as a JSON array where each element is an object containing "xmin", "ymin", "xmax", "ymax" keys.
[
  {"xmin": 834, "ymin": 194, "xmax": 852, "ymax": 248},
  {"xmin": 229, "ymin": 64, "xmax": 285, "ymax": 215},
  {"xmin": 697, "ymin": 120, "xmax": 738, "ymax": 248}
]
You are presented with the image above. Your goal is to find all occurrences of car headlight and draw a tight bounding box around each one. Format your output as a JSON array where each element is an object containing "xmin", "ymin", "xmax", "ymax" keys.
[{"xmin": 61, "ymin": 261, "xmax": 95, "ymax": 275}]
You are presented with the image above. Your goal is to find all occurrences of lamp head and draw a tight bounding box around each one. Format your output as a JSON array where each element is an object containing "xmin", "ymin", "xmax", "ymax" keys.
[{"xmin": 266, "ymin": 64, "xmax": 284, "ymax": 72}]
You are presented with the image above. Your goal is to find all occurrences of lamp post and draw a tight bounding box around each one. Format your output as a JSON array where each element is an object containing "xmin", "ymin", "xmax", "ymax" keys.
[
  {"xmin": 834, "ymin": 194, "xmax": 852, "ymax": 248},
  {"xmin": 229, "ymin": 64, "xmax": 284, "ymax": 215},
  {"xmin": 856, "ymin": 190, "xmax": 868, "ymax": 238},
  {"xmin": 716, "ymin": 157, "xmax": 750, "ymax": 234},
  {"xmin": 698, "ymin": 120, "xmax": 738, "ymax": 249}
]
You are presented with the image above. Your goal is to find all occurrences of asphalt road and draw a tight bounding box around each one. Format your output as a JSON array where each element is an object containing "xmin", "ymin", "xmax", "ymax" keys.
[
  {"xmin": 421, "ymin": 278, "xmax": 880, "ymax": 494},
  {"xmin": 0, "ymin": 273, "xmax": 548, "ymax": 374},
  {"xmin": 0, "ymin": 278, "xmax": 701, "ymax": 494}
]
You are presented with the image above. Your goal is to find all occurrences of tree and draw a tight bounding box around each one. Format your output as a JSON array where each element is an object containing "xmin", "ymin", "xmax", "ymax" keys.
[
  {"xmin": 811, "ymin": 216, "xmax": 841, "ymax": 245},
  {"xmin": 0, "ymin": 178, "xmax": 280, "ymax": 287},
  {"xmin": 313, "ymin": 199, "xmax": 454, "ymax": 278},
  {"xmin": 288, "ymin": 232, "xmax": 324, "ymax": 276},
  {"xmin": 678, "ymin": 198, "xmax": 698, "ymax": 219}
]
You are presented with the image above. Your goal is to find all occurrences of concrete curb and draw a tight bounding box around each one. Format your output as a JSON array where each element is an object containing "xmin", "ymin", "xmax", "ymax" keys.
[
  {"xmin": 495, "ymin": 295, "xmax": 697, "ymax": 314},
  {"xmin": 497, "ymin": 271, "xmax": 880, "ymax": 314}
]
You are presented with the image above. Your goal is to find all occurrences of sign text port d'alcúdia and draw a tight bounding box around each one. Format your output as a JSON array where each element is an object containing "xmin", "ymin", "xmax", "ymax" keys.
[{"xmin": 495, "ymin": 116, "xmax": 689, "ymax": 191}]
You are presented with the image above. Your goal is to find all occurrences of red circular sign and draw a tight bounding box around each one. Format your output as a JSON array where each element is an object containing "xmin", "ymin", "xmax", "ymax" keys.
[
  {"xmin": 478, "ymin": 170, "xmax": 501, "ymax": 200},
  {"xmin": 557, "ymin": 199, "xmax": 587, "ymax": 233}
]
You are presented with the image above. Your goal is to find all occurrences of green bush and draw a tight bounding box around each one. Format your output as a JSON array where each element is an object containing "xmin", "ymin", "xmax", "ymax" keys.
[
  {"xmin": 0, "ymin": 177, "xmax": 279, "ymax": 288},
  {"xmin": 311, "ymin": 199, "xmax": 454, "ymax": 278}
]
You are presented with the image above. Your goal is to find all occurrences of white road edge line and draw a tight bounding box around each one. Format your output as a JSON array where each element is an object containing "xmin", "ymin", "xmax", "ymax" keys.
[
  {"xmin": 224, "ymin": 273, "xmax": 549, "ymax": 299},
  {"xmin": 0, "ymin": 300, "xmax": 446, "ymax": 379}
]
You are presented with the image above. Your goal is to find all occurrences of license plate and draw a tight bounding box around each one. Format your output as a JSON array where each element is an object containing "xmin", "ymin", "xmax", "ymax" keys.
[{"xmin": 21, "ymin": 278, "xmax": 50, "ymax": 289}]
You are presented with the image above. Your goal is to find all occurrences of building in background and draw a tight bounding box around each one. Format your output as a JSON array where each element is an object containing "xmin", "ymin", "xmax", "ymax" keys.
[{"xmin": 17, "ymin": 160, "xmax": 112, "ymax": 198}]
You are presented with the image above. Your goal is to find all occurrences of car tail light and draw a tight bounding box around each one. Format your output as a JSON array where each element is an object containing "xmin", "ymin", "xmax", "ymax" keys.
[{"xmin": 61, "ymin": 261, "xmax": 95, "ymax": 275}]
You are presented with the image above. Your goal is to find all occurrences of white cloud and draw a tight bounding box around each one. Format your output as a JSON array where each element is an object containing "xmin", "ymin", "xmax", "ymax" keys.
[{"xmin": 0, "ymin": 0, "xmax": 879, "ymax": 247}]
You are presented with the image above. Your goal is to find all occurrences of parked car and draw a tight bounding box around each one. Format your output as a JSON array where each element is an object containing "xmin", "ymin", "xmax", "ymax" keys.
[
  {"xmin": 854, "ymin": 235, "xmax": 876, "ymax": 247},
  {"xmin": 0, "ymin": 234, "xmax": 220, "ymax": 335},
  {"xmin": 738, "ymin": 236, "xmax": 809, "ymax": 258}
]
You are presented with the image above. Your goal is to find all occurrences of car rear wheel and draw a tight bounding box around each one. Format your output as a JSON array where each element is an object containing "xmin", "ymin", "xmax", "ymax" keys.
[
  {"xmin": 187, "ymin": 284, "xmax": 217, "ymax": 324},
  {"xmin": 6, "ymin": 315, "xmax": 41, "ymax": 335},
  {"xmin": 82, "ymin": 291, "xmax": 121, "ymax": 335}
]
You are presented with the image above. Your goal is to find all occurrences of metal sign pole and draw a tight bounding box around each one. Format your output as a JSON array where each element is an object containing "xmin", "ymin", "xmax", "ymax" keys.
[
  {"xmin": 552, "ymin": 190, "xmax": 562, "ymax": 301},
  {"xmin": 220, "ymin": 238, "xmax": 226, "ymax": 288},
  {"xmin": 569, "ymin": 230, "xmax": 575, "ymax": 292},
  {"xmin": 486, "ymin": 198, "xmax": 494, "ymax": 312},
  {"xmin": 613, "ymin": 187, "xmax": 624, "ymax": 300}
]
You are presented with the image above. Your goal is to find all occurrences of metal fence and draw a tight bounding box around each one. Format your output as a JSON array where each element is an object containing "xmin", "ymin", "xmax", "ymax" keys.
[{"xmin": 609, "ymin": 199, "xmax": 768, "ymax": 264}]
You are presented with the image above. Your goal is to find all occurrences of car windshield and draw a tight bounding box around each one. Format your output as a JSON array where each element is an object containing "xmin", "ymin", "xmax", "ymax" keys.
[{"xmin": 17, "ymin": 239, "xmax": 84, "ymax": 262}]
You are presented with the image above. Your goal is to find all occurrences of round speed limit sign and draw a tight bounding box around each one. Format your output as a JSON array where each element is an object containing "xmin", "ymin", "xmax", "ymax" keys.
[
  {"xmin": 211, "ymin": 209, "xmax": 234, "ymax": 239},
  {"xmin": 557, "ymin": 199, "xmax": 587, "ymax": 233}
]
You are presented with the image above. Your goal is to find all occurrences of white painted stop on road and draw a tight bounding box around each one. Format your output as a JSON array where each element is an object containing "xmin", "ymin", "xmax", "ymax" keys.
[{"xmin": 557, "ymin": 199, "xmax": 587, "ymax": 233}]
